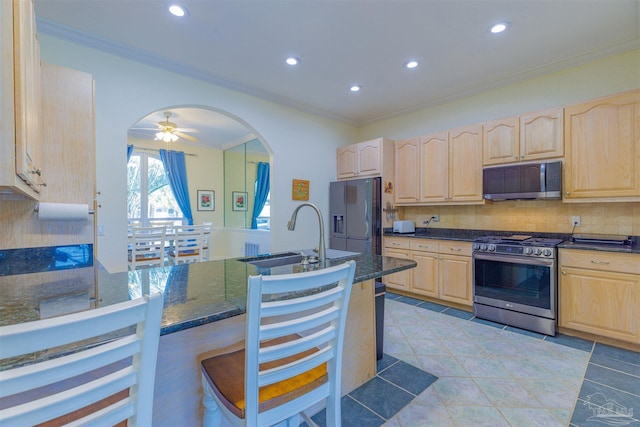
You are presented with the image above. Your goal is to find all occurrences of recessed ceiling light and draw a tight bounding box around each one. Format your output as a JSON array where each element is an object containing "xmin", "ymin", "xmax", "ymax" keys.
[
  {"xmin": 489, "ymin": 22, "xmax": 508, "ymax": 34},
  {"xmin": 285, "ymin": 57, "xmax": 300, "ymax": 66},
  {"xmin": 349, "ymin": 85, "xmax": 362, "ymax": 92},
  {"xmin": 404, "ymin": 60, "xmax": 419, "ymax": 69},
  {"xmin": 168, "ymin": 4, "xmax": 187, "ymax": 17}
]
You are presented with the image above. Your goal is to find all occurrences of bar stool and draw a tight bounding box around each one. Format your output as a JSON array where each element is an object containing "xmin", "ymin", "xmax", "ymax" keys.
[{"xmin": 198, "ymin": 261, "xmax": 356, "ymax": 426}]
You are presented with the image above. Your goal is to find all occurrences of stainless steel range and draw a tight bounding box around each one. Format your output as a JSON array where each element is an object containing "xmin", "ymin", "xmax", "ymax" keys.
[{"xmin": 472, "ymin": 234, "xmax": 564, "ymax": 336}]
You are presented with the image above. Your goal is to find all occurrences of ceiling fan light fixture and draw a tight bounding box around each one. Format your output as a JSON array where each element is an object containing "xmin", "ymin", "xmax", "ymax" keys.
[{"xmin": 155, "ymin": 131, "xmax": 179, "ymax": 142}]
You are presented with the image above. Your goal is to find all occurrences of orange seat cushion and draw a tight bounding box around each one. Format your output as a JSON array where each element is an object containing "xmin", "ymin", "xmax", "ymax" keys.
[{"xmin": 200, "ymin": 335, "xmax": 327, "ymax": 419}]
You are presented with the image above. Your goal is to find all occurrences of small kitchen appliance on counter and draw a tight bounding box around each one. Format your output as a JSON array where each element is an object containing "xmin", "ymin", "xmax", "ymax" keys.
[
  {"xmin": 472, "ymin": 234, "xmax": 563, "ymax": 336},
  {"xmin": 393, "ymin": 220, "xmax": 415, "ymax": 234}
]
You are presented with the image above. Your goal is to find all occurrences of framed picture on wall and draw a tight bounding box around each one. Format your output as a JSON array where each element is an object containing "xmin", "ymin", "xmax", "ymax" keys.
[
  {"xmin": 197, "ymin": 190, "xmax": 215, "ymax": 211},
  {"xmin": 232, "ymin": 191, "xmax": 247, "ymax": 211}
]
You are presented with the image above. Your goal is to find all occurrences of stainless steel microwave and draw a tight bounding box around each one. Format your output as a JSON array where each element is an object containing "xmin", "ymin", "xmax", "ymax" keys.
[{"xmin": 483, "ymin": 161, "xmax": 562, "ymax": 201}]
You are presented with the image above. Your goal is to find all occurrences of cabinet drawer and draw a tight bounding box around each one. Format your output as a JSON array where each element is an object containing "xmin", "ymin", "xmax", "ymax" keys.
[
  {"xmin": 560, "ymin": 249, "xmax": 640, "ymax": 275},
  {"xmin": 384, "ymin": 237, "xmax": 410, "ymax": 250},
  {"xmin": 437, "ymin": 241, "xmax": 472, "ymax": 257},
  {"xmin": 410, "ymin": 239, "xmax": 438, "ymax": 252}
]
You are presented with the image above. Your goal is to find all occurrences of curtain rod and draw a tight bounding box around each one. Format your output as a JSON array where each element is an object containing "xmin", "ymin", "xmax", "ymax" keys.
[{"xmin": 134, "ymin": 147, "xmax": 198, "ymax": 157}]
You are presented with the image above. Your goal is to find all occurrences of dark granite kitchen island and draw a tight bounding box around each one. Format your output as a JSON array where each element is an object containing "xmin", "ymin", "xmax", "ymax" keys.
[{"xmin": 0, "ymin": 247, "xmax": 416, "ymax": 426}]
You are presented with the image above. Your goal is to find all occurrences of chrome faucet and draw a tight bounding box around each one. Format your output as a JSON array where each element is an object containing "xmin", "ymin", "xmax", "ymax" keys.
[{"xmin": 287, "ymin": 202, "xmax": 326, "ymax": 266}]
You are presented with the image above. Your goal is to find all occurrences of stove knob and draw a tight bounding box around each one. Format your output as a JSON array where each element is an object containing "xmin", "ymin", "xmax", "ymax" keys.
[
  {"xmin": 488, "ymin": 244, "xmax": 496, "ymax": 252},
  {"xmin": 543, "ymin": 249, "xmax": 552, "ymax": 257},
  {"xmin": 534, "ymin": 248, "xmax": 542, "ymax": 256},
  {"xmin": 524, "ymin": 247, "xmax": 533, "ymax": 255},
  {"xmin": 480, "ymin": 244, "xmax": 487, "ymax": 251}
]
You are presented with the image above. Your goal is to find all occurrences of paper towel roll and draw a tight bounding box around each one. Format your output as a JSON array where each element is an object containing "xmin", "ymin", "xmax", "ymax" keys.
[{"xmin": 37, "ymin": 203, "xmax": 89, "ymax": 221}]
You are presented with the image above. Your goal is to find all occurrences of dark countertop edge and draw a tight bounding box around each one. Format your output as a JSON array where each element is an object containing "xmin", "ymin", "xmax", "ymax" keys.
[{"xmin": 383, "ymin": 228, "xmax": 640, "ymax": 254}]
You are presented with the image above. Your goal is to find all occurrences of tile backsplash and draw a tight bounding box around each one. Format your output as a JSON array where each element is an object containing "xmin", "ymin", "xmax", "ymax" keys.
[{"xmin": 400, "ymin": 201, "xmax": 640, "ymax": 236}]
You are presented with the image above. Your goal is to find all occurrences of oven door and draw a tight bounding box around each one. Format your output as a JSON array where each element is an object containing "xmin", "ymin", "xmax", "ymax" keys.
[{"xmin": 473, "ymin": 252, "xmax": 556, "ymax": 319}]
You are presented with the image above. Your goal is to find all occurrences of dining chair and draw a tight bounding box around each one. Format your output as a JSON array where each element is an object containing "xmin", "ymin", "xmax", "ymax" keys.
[
  {"xmin": 168, "ymin": 225, "xmax": 207, "ymax": 264},
  {"xmin": 129, "ymin": 226, "xmax": 167, "ymax": 269},
  {"xmin": 0, "ymin": 293, "xmax": 164, "ymax": 427},
  {"xmin": 198, "ymin": 260, "xmax": 356, "ymax": 427},
  {"xmin": 201, "ymin": 222, "xmax": 213, "ymax": 260}
]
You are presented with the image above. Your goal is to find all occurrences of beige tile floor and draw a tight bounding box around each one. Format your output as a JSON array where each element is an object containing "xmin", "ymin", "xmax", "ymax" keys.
[{"xmin": 382, "ymin": 298, "xmax": 591, "ymax": 426}]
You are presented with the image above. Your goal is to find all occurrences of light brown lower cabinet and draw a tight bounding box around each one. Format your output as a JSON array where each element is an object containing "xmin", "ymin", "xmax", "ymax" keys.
[
  {"xmin": 559, "ymin": 249, "xmax": 640, "ymax": 344},
  {"xmin": 384, "ymin": 237, "xmax": 472, "ymax": 307}
]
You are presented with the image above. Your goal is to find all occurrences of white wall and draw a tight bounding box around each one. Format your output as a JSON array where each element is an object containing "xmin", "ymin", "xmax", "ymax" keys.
[
  {"xmin": 39, "ymin": 35, "xmax": 358, "ymax": 272},
  {"xmin": 357, "ymin": 49, "xmax": 640, "ymax": 141}
]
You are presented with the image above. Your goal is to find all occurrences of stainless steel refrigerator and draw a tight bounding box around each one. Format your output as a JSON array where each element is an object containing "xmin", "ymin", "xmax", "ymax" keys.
[{"xmin": 329, "ymin": 177, "xmax": 381, "ymax": 256}]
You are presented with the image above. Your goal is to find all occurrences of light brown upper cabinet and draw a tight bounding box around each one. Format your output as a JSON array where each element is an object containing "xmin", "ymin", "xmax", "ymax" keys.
[
  {"xmin": 336, "ymin": 138, "xmax": 393, "ymax": 180},
  {"xmin": 0, "ymin": 0, "xmax": 43, "ymax": 199},
  {"xmin": 483, "ymin": 108, "xmax": 563, "ymax": 166},
  {"xmin": 394, "ymin": 137, "xmax": 420, "ymax": 203},
  {"xmin": 564, "ymin": 90, "xmax": 640, "ymax": 202},
  {"xmin": 395, "ymin": 126, "xmax": 483, "ymax": 205},
  {"xmin": 447, "ymin": 124, "xmax": 484, "ymax": 203},
  {"xmin": 419, "ymin": 131, "xmax": 449, "ymax": 203}
]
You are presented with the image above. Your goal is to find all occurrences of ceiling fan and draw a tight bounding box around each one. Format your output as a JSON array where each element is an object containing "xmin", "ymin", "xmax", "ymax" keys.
[{"xmin": 144, "ymin": 111, "xmax": 199, "ymax": 143}]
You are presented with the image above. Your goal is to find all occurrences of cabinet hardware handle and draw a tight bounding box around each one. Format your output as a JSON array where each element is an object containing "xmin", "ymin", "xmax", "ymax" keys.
[
  {"xmin": 590, "ymin": 260, "xmax": 610, "ymax": 265},
  {"xmin": 450, "ymin": 248, "xmax": 461, "ymax": 252},
  {"xmin": 561, "ymin": 271, "xmax": 566, "ymax": 275},
  {"xmin": 565, "ymin": 191, "xmax": 570, "ymax": 195}
]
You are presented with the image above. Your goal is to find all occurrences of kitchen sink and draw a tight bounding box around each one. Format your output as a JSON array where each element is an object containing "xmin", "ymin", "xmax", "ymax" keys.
[{"xmin": 238, "ymin": 252, "xmax": 304, "ymax": 268}]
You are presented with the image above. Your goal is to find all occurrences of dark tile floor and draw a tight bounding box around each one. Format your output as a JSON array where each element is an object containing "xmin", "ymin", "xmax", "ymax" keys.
[{"xmin": 306, "ymin": 354, "xmax": 438, "ymax": 427}]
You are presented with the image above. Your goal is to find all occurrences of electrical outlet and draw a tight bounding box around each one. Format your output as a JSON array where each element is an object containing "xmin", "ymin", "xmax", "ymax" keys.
[
  {"xmin": 433, "ymin": 215, "xmax": 440, "ymax": 223},
  {"xmin": 571, "ymin": 216, "xmax": 581, "ymax": 227},
  {"xmin": 97, "ymin": 224, "xmax": 105, "ymax": 236}
]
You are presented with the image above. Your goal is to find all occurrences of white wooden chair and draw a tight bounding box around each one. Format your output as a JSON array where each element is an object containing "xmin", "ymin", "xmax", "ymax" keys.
[
  {"xmin": 129, "ymin": 226, "xmax": 167, "ymax": 269},
  {"xmin": 168, "ymin": 225, "xmax": 207, "ymax": 264},
  {"xmin": 201, "ymin": 222, "xmax": 213, "ymax": 260},
  {"xmin": 0, "ymin": 293, "xmax": 164, "ymax": 427},
  {"xmin": 199, "ymin": 260, "xmax": 356, "ymax": 427}
]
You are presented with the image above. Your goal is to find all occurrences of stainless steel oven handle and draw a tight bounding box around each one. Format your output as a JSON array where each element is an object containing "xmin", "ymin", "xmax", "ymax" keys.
[{"xmin": 472, "ymin": 252, "xmax": 554, "ymax": 267}]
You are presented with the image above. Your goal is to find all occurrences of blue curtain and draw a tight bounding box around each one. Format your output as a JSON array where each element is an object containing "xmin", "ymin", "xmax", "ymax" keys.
[
  {"xmin": 127, "ymin": 144, "xmax": 134, "ymax": 162},
  {"xmin": 251, "ymin": 162, "xmax": 270, "ymax": 229},
  {"xmin": 159, "ymin": 149, "xmax": 193, "ymax": 225}
]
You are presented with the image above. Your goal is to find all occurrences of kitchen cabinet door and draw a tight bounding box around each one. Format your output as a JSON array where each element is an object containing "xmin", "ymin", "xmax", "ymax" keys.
[
  {"xmin": 394, "ymin": 137, "xmax": 420, "ymax": 204},
  {"xmin": 559, "ymin": 249, "xmax": 639, "ymax": 344},
  {"xmin": 420, "ymin": 131, "xmax": 448, "ymax": 203},
  {"xmin": 383, "ymin": 248, "xmax": 411, "ymax": 291},
  {"xmin": 0, "ymin": 0, "xmax": 41, "ymax": 199},
  {"xmin": 357, "ymin": 139, "xmax": 382, "ymax": 177},
  {"xmin": 439, "ymin": 254, "xmax": 472, "ymax": 306},
  {"xmin": 13, "ymin": 0, "xmax": 43, "ymax": 191},
  {"xmin": 564, "ymin": 90, "xmax": 640, "ymax": 202},
  {"xmin": 411, "ymin": 251, "xmax": 438, "ymax": 298},
  {"xmin": 559, "ymin": 267, "xmax": 639, "ymax": 344},
  {"xmin": 483, "ymin": 116, "xmax": 519, "ymax": 166},
  {"xmin": 448, "ymin": 124, "xmax": 483, "ymax": 202},
  {"xmin": 336, "ymin": 145, "xmax": 358, "ymax": 179},
  {"xmin": 520, "ymin": 107, "xmax": 563, "ymax": 162}
]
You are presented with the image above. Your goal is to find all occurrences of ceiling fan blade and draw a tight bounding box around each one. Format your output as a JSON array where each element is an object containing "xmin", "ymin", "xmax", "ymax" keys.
[
  {"xmin": 175, "ymin": 127, "xmax": 198, "ymax": 133},
  {"xmin": 130, "ymin": 127, "xmax": 162, "ymax": 131},
  {"xmin": 175, "ymin": 131, "xmax": 199, "ymax": 142}
]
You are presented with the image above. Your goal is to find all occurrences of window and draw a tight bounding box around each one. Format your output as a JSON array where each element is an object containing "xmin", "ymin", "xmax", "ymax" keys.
[
  {"xmin": 127, "ymin": 152, "xmax": 183, "ymax": 226},
  {"xmin": 256, "ymin": 192, "xmax": 270, "ymax": 230}
]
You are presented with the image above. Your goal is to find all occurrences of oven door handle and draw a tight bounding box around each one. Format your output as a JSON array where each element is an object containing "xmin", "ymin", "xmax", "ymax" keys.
[{"xmin": 472, "ymin": 252, "xmax": 554, "ymax": 267}]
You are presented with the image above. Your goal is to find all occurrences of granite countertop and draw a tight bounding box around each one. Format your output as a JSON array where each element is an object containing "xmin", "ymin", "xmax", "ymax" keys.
[
  {"xmin": 0, "ymin": 250, "xmax": 416, "ymax": 336},
  {"xmin": 383, "ymin": 228, "xmax": 640, "ymax": 254}
]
